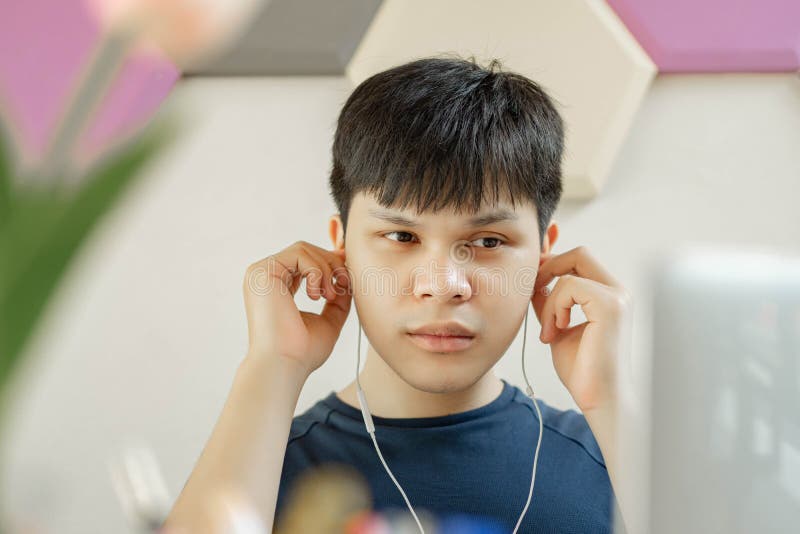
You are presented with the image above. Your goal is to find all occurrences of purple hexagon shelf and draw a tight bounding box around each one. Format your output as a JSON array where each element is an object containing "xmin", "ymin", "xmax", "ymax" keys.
[{"xmin": 607, "ymin": 0, "xmax": 800, "ymax": 72}]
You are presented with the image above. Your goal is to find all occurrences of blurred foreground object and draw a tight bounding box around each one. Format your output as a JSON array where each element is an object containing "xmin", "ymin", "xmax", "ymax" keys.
[
  {"xmin": 274, "ymin": 464, "xmax": 374, "ymax": 534},
  {"xmin": 84, "ymin": 0, "xmax": 268, "ymax": 70},
  {"xmin": 647, "ymin": 244, "xmax": 800, "ymax": 533},
  {"xmin": 0, "ymin": 0, "xmax": 268, "ymax": 415},
  {"xmin": 39, "ymin": 0, "xmax": 268, "ymax": 179},
  {"xmin": 0, "ymin": 1, "xmax": 267, "ymax": 529},
  {"xmin": 108, "ymin": 443, "xmax": 172, "ymax": 533},
  {"xmin": 0, "ymin": 117, "xmax": 169, "ymax": 406},
  {"xmin": 0, "ymin": 0, "xmax": 179, "ymax": 171},
  {"xmin": 109, "ymin": 441, "xmax": 269, "ymax": 533},
  {"xmin": 275, "ymin": 463, "xmax": 508, "ymax": 533}
]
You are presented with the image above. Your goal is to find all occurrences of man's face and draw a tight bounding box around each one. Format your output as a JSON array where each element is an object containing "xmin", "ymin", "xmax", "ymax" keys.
[{"xmin": 337, "ymin": 190, "xmax": 546, "ymax": 393}]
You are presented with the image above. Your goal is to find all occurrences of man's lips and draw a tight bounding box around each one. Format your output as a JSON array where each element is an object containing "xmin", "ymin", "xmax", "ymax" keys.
[
  {"xmin": 406, "ymin": 333, "xmax": 476, "ymax": 352},
  {"xmin": 407, "ymin": 321, "xmax": 476, "ymax": 337}
]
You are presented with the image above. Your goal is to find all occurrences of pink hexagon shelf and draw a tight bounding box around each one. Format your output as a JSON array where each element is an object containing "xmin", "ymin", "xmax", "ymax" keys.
[{"xmin": 607, "ymin": 0, "xmax": 800, "ymax": 72}]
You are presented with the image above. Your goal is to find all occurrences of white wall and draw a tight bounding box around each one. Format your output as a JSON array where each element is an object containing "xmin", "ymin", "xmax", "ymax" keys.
[{"xmin": 2, "ymin": 73, "xmax": 798, "ymax": 533}]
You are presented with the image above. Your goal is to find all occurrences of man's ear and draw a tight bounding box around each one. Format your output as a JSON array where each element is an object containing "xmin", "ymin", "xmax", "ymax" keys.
[
  {"xmin": 541, "ymin": 220, "xmax": 559, "ymax": 255},
  {"xmin": 329, "ymin": 214, "xmax": 345, "ymax": 251}
]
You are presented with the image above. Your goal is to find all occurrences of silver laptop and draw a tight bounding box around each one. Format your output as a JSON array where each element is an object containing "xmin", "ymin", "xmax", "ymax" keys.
[{"xmin": 646, "ymin": 243, "xmax": 800, "ymax": 533}]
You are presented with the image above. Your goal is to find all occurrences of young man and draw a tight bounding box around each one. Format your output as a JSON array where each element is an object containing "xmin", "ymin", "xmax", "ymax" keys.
[{"xmin": 163, "ymin": 56, "xmax": 633, "ymax": 533}]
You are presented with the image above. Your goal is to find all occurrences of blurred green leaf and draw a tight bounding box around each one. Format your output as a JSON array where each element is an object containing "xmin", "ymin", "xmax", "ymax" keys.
[
  {"xmin": 1, "ymin": 187, "xmax": 68, "ymax": 297},
  {"xmin": 0, "ymin": 122, "xmax": 174, "ymax": 391}
]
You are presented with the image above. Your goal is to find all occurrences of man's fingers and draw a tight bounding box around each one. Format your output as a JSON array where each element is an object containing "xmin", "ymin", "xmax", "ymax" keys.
[
  {"xmin": 300, "ymin": 246, "xmax": 337, "ymax": 300},
  {"xmin": 535, "ymin": 246, "xmax": 622, "ymax": 292}
]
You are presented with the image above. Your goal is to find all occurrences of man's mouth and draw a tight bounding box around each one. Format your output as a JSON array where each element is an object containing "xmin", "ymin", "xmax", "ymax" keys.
[{"xmin": 406, "ymin": 333, "xmax": 476, "ymax": 353}]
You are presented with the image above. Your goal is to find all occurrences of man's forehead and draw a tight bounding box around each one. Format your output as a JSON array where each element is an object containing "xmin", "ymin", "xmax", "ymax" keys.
[{"xmin": 352, "ymin": 190, "xmax": 535, "ymax": 222}]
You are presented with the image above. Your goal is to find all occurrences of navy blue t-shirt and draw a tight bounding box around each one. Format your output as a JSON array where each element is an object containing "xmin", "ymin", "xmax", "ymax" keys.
[{"xmin": 276, "ymin": 378, "xmax": 625, "ymax": 533}]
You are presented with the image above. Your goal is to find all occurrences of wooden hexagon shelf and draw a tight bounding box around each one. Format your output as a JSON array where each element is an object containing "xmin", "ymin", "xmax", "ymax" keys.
[{"xmin": 346, "ymin": 0, "xmax": 657, "ymax": 199}]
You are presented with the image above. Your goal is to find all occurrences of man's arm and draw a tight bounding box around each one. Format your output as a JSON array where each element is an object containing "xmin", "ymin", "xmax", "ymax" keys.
[
  {"xmin": 162, "ymin": 242, "xmax": 352, "ymax": 532},
  {"xmin": 532, "ymin": 247, "xmax": 640, "ymax": 532},
  {"xmin": 584, "ymin": 390, "xmax": 644, "ymax": 534},
  {"xmin": 161, "ymin": 355, "xmax": 309, "ymax": 533}
]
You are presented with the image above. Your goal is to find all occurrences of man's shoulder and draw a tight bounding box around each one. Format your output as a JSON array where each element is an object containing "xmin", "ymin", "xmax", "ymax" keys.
[
  {"xmin": 511, "ymin": 390, "xmax": 607, "ymax": 468},
  {"xmin": 286, "ymin": 393, "xmax": 340, "ymax": 446}
]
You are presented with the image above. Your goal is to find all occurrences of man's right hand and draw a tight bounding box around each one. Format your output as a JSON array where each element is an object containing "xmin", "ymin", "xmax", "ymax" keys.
[{"xmin": 242, "ymin": 241, "xmax": 352, "ymax": 377}]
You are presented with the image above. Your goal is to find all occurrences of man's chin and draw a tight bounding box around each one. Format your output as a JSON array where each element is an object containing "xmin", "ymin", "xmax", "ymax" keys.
[{"xmin": 391, "ymin": 362, "xmax": 482, "ymax": 395}]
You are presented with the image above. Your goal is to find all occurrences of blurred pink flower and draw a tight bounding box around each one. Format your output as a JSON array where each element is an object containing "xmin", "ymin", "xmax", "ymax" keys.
[{"xmin": 83, "ymin": 0, "xmax": 266, "ymax": 68}]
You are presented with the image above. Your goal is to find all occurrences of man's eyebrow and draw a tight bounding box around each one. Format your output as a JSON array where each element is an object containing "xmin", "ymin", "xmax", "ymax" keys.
[
  {"xmin": 367, "ymin": 208, "xmax": 519, "ymax": 227},
  {"xmin": 467, "ymin": 209, "xmax": 519, "ymax": 227}
]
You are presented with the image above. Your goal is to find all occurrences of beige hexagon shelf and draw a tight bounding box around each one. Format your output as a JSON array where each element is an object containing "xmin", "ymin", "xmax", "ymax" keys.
[{"xmin": 346, "ymin": 0, "xmax": 656, "ymax": 199}]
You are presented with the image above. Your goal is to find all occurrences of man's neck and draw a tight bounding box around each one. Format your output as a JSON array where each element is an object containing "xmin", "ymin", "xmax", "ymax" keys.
[{"xmin": 336, "ymin": 343, "xmax": 505, "ymax": 418}]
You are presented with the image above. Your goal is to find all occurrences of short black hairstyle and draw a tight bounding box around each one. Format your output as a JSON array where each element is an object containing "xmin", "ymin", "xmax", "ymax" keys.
[{"xmin": 329, "ymin": 54, "xmax": 565, "ymax": 249}]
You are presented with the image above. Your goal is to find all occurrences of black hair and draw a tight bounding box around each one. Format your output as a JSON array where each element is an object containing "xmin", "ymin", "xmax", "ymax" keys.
[{"xmin": 328, "ymin": 54, "xmax": 565, "ymax": 249}]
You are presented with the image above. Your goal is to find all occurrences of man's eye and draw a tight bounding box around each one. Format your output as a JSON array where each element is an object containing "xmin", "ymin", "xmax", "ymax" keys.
[
  {"xmin": 384, "ymin": 231, "xmax": 417, "ymax": 243},
  {"xmin": 383, "ymin": 232, "xmax": 504, "ymax": 249},
  {"xmin": 470, "ymin": 237, "xmax": 505, "ymax": 249}
]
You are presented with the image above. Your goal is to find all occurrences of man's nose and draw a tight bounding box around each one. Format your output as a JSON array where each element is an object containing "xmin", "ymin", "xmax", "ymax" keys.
[{"xmin": 411, "ymin": 248, "xmax": 473, "ymax": 302}]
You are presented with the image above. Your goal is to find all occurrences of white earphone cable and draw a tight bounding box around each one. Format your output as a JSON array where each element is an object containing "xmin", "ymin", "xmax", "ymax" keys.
[
  {"xmin": 515, "ymin": 305, "xmax": 544, "ymax": 533},
  {"xmin": 356, "ymin": 319, "xmax": 426, "ymax": 533}
]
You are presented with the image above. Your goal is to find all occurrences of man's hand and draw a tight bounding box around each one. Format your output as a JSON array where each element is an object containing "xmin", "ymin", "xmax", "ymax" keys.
[
  {"xmin": 530, "ymin": 246, "xmax": 633, "ymax": 413},
  {"xmin": 243, "ymin": 241, "xmax": 352, "ymax": 377},
  {"xmin": 530, "ymin": 245, "xmax": 638, "ymax": 532}
]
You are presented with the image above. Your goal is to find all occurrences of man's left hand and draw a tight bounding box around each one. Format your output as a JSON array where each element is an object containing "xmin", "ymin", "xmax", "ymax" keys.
[{"xmin": 530, "ymin": 246, "xmax": 633, "ymax": 413}]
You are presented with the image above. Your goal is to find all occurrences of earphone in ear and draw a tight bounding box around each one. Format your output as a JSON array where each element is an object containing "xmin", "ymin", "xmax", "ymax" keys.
[{"xmin": 353, "ymin": 303, "xmax": 544, "ymax": 534}]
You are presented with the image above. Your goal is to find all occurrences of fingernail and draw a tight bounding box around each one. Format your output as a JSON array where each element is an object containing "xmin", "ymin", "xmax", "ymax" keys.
[{"xmin": 541, "ymin": 285, "xmax": 550, "ymax": 296}]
